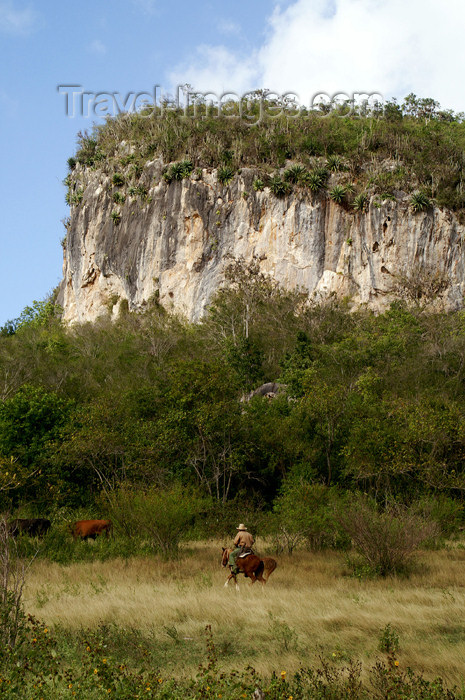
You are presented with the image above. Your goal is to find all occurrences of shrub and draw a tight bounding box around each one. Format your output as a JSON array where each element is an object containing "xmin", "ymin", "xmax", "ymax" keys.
[
  {"xmin": 120, "ymin": 153, "xmax": 135, "ymax": 166},
  {"xmin": 111, "ymin": 210, "xmax": 122, "ymax": 225},
  {"xmin": 67, "ymin": 157, "xmax": 77, "ymax": 171},
  {"xmin": 217, "ymin": 166, "xmax": 234, "ymax": 185},
  {"xmin": 172, "ymin": 160, "xmax": 193, "ymax": 180},
  {"xmin": 329, "ymin": 185, "xmax": 346, "ymax": 203},
  {"xmin": 134, "ymin": 185, "xmax": 148, "ymax": 198},
  {"xmin": 272, "ymin": 480, "xmax": 348, "ymax": 553},
  {"xmin": 337, "ymin": 497, "xmax": 439, "ymax": 576},
  {"xmin": 410, "ymin": 191, "xmax": 431, "ymax": 212},
  {"xmin": 378, "ymin": 623, "xmax": 400, "ymax": 655},
  {"xmin": 112, "ymin": 173, "xmax": 125, "ymax": 187},
  {"xmin": 326, "ymin": 154, "xmax": 347, "ymax": 172},
  {"xmin": 269, "ymin": 174, "xmax": 291, "ymax": 198},
  {"xmin": 253, "ymin": 178, "xmax": 265, "ymax": 192},
  {"xmin": 353, "ymin": 192, "xmax": 369, "ymax": 212},
  {"xmin": 163, "ymin": 160, "xmax": 193, "ymax": 183},
  {"xmin": 76, "ymin": 136, "xmax": 100, "ymax": 166},
  {"xmin": 284, "ymin": 165, "xmax": 307, "ymax": 184},
  {"xmin": 112, "ymin": 191, "xmax": 126, "ymax": 204},
  {"xmin": 303, "ymin": 170, "xmax": 326, "ymax": 192},
  {"xmin": 411, "ymin": 495, "xmax": 464, "ymax": 538},
  {"xmin": 102, "ymin": 484, "xmax": 207, "ymax": 557},
  {"xmin": 65, "ymin": 188, "xmax": 84, "ymax": 206}
]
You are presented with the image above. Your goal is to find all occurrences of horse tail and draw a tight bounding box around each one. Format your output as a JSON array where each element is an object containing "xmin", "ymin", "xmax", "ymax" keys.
[
  {"xmin": 263, "ymin": 557, "xmax": 277, "ymax": 581},
  {"xmin": 256, "ymin": 559, "xmax": 265, "ymax": 578}
]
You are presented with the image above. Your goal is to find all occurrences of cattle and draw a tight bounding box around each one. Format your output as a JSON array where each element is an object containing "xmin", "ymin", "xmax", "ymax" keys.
[
  {"xmin": 70, "ymin": 519, "xmax": 112, "ymax": 541},
  {"xmin": 8, "ymin": 518, "xmax": 51, "ymax": 538}
]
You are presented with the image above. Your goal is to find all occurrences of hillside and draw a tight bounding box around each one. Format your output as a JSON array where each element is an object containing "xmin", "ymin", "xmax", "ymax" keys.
[{"xmin": 59, "ymin": 96, "xmax": 465, "ymax": 322}]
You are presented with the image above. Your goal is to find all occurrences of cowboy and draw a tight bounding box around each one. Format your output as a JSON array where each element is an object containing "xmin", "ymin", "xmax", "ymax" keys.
[{"xmin": 229, "ymin": 523, "xmax": 254, "ymax": 574}]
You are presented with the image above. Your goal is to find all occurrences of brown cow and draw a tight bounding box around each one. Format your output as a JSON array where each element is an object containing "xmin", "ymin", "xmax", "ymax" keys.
[{"xmin": 70, "ymin": 519, "xmax": 112, "ymax": 541}]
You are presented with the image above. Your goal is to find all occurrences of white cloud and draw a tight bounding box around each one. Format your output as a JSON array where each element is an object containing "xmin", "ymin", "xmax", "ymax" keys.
[
  {"xmin": 88, "ymin": 39, "xmax": 107, "ymax": 55},
  {"xmin": 170, "ymin": 45, "xmax": 257, "ymax": 97},
  {"xmin": 169, "ymin": 0, "xmax": 465, "ymax": 112},
  {"xmin": 0, "ymin": 0, "xmax": 37, "ymax": 35}
]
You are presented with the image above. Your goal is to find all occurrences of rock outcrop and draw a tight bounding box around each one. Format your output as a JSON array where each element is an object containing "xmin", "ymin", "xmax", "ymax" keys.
[{"xmin": 58, "ymin": 160, "xmax": 465, "ymax": 322}]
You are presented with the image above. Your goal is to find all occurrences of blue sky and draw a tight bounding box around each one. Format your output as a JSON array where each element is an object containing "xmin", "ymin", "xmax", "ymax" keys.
[{"xmin": 1, "ymin": 0, "xmax": 464, "ymax": 325}]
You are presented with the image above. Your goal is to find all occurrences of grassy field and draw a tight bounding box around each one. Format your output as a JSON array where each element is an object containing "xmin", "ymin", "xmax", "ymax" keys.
[{"xmin": 21, "ymin": 540, "xmax": 465, "ymax": 688}]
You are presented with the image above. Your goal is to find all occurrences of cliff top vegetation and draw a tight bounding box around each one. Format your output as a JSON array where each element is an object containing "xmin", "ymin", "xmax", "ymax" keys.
[{"xmin": 68, "ymin": 93, "xmax": 465, "ymax": 215}]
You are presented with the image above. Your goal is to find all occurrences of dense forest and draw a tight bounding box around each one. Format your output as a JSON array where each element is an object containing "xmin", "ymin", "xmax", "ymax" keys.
[{"xmin": 1, "ymin": 261, "xmax": 465, "ymax": 540}]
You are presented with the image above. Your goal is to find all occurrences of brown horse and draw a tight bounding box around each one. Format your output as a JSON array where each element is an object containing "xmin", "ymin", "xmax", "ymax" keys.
[{"xmin": 221, "ymin": 547, "xmax": 266, "ymax": 589}]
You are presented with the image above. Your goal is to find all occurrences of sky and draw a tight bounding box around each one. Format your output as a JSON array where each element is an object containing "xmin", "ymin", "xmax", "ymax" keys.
[{"xmin": 1, "ymin": 0, "xmax": 465, "ymax": 325}]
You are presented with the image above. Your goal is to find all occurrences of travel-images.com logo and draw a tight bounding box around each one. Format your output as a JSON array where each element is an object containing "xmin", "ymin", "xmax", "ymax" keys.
[{"xmin": 57, "ymin": 85, "xmax": 384, "ymax": 123}]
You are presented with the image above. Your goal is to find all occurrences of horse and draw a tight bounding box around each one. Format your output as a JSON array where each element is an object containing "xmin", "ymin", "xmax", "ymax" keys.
[{"xmin": 221, "ymin": 547, "xmax": 266, "ymax": 589}]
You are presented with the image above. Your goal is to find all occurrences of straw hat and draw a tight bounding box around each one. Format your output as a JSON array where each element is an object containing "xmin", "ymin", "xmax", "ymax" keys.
[{"xmin": 236, "ymin": 523, "xmax": 247, "ymax": 530}]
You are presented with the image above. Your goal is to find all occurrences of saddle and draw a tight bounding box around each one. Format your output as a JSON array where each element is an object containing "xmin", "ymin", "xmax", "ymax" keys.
[{"xmin": 238, "ymin": 548, "xmax": 254, "ymax": 559}]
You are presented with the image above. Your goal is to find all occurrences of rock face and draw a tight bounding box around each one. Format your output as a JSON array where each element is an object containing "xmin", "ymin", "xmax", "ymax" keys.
[{"xmin": 59, "ymin": 160, "xmax": 465, "ymax": 322}]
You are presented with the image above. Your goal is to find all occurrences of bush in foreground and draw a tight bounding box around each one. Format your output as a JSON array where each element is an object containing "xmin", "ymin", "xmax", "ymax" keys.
[{"xmin": 0, "ymin": 620, "xmax": 460, "ymax": 699}]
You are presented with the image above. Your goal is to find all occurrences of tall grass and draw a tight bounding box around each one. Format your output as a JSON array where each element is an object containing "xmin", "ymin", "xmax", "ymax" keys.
[{"xmin": 21, "ymin": 542, "xmax": 465, "ymax": 685}]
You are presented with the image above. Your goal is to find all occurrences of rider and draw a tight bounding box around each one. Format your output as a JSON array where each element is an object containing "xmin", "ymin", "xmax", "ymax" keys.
[{"xmin": 229, "ymin": 523, "xmax": 254, "ymax": 574}]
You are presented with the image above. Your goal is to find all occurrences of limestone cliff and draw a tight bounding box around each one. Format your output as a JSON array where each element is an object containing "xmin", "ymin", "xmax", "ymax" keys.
[{"xmin": 59, "ymin": 159, "xmax": 465, "ymax": 322}]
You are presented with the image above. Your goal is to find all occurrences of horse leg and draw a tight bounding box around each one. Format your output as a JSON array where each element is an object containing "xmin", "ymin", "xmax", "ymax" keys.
[{"xmin": 224, "ymin": 573, "xmax": 234, "ymax": 588}]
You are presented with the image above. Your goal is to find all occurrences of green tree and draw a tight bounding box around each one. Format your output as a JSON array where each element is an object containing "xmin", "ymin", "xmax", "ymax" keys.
[{"xmin": 0, "ymin": 385, "xmax": 74, "ymax": 506}]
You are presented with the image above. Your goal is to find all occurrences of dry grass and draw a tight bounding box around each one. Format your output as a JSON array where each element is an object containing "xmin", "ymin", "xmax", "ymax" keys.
[{"xmin": 22, "ymin": 541, "xmax": 465, "ymax": 685}]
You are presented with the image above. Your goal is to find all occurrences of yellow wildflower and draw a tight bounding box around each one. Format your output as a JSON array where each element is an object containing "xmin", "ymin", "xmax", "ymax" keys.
[
  {"xmin": 43, "ymin": 628, "xmax": 48, "ymax": 633},
  {"xmin": 86, "ymin": 646, "xmax": 91, "ymax": 652},
  {"xmin": 281, "ymin": 670, "xmax": 286, "ymax": 679},
  {"xmin": 394, "ymin": 660, "xmax": 399, "ymax": 667},
  {"xmin": 94, "ymin": 669, "xmax": 98, "ymax": 674},
  {"xmin": 68, "ymin": 684, "xmax": 73, "ymax": 689},
  {"xmin": 102, "ymin": 658, "xmax": 107, "ymax": 664}
]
